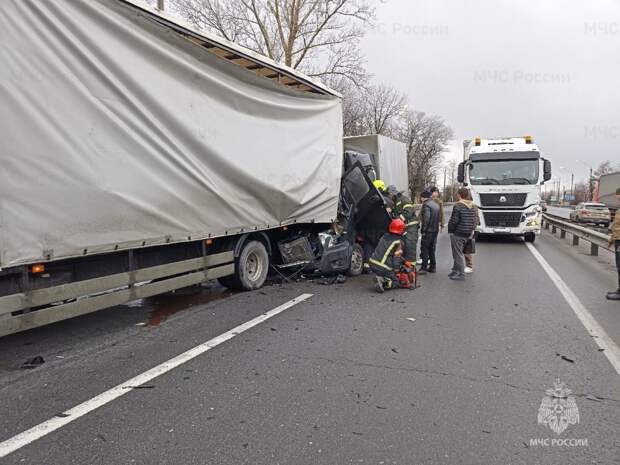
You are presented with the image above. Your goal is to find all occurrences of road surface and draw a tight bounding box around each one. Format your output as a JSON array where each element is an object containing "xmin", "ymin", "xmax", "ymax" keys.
[{"xmin": 0, "ymin": 228, "xmax": 618, "ymax": 465}]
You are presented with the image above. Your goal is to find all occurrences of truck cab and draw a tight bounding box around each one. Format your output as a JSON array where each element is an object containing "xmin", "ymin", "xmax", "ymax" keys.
[{"xmin": 458, "ymin": 136, "xmax": 552, "ymax": 242}]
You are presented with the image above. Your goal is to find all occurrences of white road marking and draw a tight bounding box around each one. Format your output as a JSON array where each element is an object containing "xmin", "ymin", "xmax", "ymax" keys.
[
  {"xmin": 526, "ymin": 243, "xmax": 620, "ymax": 375},
  {"xmin": 0, "ymin": 293, "xmax": 313, "ymax": 459}
]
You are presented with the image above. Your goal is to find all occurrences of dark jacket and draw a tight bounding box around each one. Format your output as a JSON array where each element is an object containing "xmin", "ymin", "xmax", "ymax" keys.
[
  {"xmin": 393, "ymin": 193, "xmax": 418, "ymax": 227},
  {"xmin": 421, "ymin": 199, "xmax": 441, "ymax": 233},
  {"xmin": 448, "ymin": 199, "xmax": 477, "ymax": 237},
  {"xmin": 369, "ymin": 232, "xmax": 404, "ymax": 271}
]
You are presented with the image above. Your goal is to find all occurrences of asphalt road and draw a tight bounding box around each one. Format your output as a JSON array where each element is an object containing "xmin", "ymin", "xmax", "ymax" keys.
[{"xmin": 0, "ymin": 229, "xmax": 618, "ymax": 465}]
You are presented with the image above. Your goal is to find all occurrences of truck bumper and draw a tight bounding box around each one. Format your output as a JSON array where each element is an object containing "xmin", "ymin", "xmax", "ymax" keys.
[{"xmin": 478, "ymin": 216, "xmax": 542, "ymax": 236}]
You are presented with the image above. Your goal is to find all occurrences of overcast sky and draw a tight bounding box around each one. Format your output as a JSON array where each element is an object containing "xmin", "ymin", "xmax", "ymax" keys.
[{"xmin": 362, "ymin": 0, "xmax": 620, "ymax": 187}]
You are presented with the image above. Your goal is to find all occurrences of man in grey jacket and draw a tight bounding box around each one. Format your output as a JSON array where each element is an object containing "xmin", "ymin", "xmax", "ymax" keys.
[{"xmin": 420, "ymin": 190, "xmax": 441, "ymax": 273}]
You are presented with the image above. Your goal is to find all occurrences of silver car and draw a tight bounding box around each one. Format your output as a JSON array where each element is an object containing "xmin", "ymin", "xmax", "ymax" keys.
[{"xmin": 569, "ymin": 202, "xmax": 611, "ymax": 227}]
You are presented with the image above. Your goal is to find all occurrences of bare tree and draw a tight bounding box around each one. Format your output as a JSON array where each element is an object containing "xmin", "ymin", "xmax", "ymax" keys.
[
  {"xmin": 594, "ymin": 160, "xmax": 618, "ymax": 177},
  {"xmin": 169, "ymin": 0, "xmax": 374, "ymax": 85},
  {"xmin": 333, "ymin": 81, "xmax": 406, "ymax": 137},
  {"xmin": 399, "ymin": 111, "xmax": 454, "ymax": 197}
]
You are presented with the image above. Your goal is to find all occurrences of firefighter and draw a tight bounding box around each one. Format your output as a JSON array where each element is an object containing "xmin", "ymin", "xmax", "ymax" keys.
[
  {"xmin": 386, "ymin": 185, "xmax": 421, "ymax": 274},
  {"xmin": 369, "ymin": 218, "xmax": 407, "ymax": 293},
  {"xmin": 373, "ymin": 179, "xmax": 394, "ymax": 214}
]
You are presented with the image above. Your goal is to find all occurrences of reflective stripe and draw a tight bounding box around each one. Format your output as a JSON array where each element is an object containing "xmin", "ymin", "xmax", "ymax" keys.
[
  {"xmin": 369, "ymin": 258, "xmax": 392, "ymax": 271},
  {"xmin": 407, "ymin": 221, "xmax": 419, "ymax": 226},
  {"xmin": 381, "ymin": 240, "xmax": 401, "ymax": 265},
  {"xmin": 402, "ymin": 204, "xmax": 414, "ymax": 209}
]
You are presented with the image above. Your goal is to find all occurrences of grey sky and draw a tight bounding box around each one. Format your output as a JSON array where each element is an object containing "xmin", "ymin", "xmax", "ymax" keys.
[{"xmin": 362, "ymin": 0, "xmax": 620, "ymax": 188}]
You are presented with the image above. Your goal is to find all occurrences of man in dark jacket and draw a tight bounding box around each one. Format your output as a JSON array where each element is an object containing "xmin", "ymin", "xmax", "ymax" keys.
[
  {"xmin": 447, "ymin": 187, "xmax": 477, "ymax": 280},
  {"xmin": 420, "ymin": 190, "xmax": 441, "ymax": 273},
  {"xmin": 369, "ymin": 219, "xmax": 406, "ymax": 293}
]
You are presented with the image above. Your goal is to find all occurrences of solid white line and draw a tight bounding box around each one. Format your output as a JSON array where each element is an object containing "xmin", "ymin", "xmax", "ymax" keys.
[
  {"xmin": 0, "ymin": 293, "xmax": 313, "ymax": 458},
  {"xmin": 526, "ymin": 243, "xmax": 620, "ymax": 375}
]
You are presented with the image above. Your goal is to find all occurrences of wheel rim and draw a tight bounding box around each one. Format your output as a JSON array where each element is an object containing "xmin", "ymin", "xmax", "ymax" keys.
[
  {"xmin": 245, "ymin": 251, "xmax": 263, "ymax": 282},
  {"xmin": 350, "ymin": 248, "xmax": 363, "ymax": 272}
]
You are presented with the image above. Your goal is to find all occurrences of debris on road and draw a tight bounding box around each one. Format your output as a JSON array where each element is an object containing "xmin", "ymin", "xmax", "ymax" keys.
[
  {"xmin": 556, "ymin": 353, "xmax": 575, "ymax": 363},
  {"xmin": 406, "ymin": 317, "xmax": 416, "ymax": 322},
  {"xmin": 21, "ymin": 356, "xmax": 45, "ymax": 369}
]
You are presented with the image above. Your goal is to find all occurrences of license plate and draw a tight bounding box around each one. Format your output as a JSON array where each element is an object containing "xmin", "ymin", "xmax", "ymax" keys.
[{"xmin": 493, "ymin": 228, "xmax": 510, "ymax": 233}]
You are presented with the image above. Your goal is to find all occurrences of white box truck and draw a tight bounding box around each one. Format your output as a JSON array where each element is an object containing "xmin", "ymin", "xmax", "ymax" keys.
[
  {"xmin": 0, "ymin": 0, "xmax": 390, "ymax": 336},
  {"xmin": 343, "ymin": 135, "xmax": 410, "ymax": 195},
  {"xmin": 458, "ymin": 136, "xmax": 552, "ymax": 242}
]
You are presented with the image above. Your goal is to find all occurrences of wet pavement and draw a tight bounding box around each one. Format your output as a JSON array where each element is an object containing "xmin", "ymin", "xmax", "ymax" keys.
[{"xmin": 0, "ymin": 230, "xmax": 618, "ymax": 464}]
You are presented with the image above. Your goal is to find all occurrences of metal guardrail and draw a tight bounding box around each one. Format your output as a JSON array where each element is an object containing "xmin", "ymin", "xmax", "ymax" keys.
[{"xmin": 542, "ymin": 213, "xmax": 612, "ymax": 256}]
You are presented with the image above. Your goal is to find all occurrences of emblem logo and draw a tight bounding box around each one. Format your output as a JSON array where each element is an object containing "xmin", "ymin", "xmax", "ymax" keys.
[
  {"xmin": 537, "ymin": 379, "xmax": 579, "ymax": 435},
  {"xmin": 499, "ymin": 195, "xmax": 507, "ymax": 203}
]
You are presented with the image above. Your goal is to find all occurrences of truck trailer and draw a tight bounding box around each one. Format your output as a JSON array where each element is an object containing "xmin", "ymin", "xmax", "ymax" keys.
[
  {"xmin": 458, "ymin": 136, "xmax": 552, "ymax": 242},
  {"xmin": 595, "ymin": 172, "xmax": 620, "ymax": 215},
  {"xmin": 0, "ymin": 0, "xmax": 389, "ymax": 336},
  {"xmin": 343, "ymin": 135, "xmax": 410, "ymax": 196}
]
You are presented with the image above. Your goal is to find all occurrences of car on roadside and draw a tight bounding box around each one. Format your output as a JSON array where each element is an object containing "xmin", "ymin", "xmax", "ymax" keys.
[{"xmin": 569, "ymin": 202, "xmax": 611, "ymax": 227}]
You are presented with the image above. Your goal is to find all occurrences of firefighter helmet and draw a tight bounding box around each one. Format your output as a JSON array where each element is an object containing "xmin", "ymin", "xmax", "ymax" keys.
[
  {"xmin": 388, "ymin": 218, "xmax": 406, "ymax": 235},
  {"xmin": 373, "ymin": 179, "xmax": 386, "ymax": 191}
]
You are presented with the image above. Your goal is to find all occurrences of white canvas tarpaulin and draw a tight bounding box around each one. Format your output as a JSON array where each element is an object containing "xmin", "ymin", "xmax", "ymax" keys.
[{"xmin": 0, "ymin": 0, "xmax": 343, "ymax": 268}]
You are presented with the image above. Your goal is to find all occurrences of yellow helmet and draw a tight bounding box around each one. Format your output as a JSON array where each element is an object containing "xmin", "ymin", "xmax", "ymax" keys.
[{"xmin": 373, "ymin": 179, "xmax": 386, "ymax": 191}]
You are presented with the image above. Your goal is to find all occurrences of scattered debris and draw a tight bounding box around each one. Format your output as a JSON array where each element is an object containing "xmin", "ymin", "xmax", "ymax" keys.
[
  {"xmin": 585, "ymin": 394, "xmax": 603, "ymax": 402},
  {"xmin": 21, "ymin": 356, "xmax": 45, "ymax": 369},
  {"xmin": 270, "ymin": 327, "xmax": 277, "ymax": 332},
  {"xmin": 376, "ymin": 406, "xmax": 387, "ymax": 410},
  {"xmin": 556, "ymin": 353, "xmax": 575, "ymax": 363},
  {"xmin": 55, "ymin": 355, "xmax": 65, "ymax": 359},
  {"xmin": 482, "ymin": 430, "xmax": 491, "ymax": 434},
  {"xmin": 317, "ymin": 274, "xmax": 347, "ymax": 285},
  {"xmin": 406, "ymin": 317, "xmax": 416, "ymax": 322},
  {"xmin": 352, "ymin": 431, "xmax": 364, "ymax": 436},
  {"xmin": 391, "ymin": 348, "xmax": 399, "ymax": 354},
  {"xmin": 135, "ymin": 322, "xmax": 146, "ymax": 326},
  {"xmin": 598, "ymin": 348, "xmax": 605, "ymax": 352},
  {"xmin": 56, "ymin": 412, "xmax": 70, "ymax": 418},
  {"xmin": 122, "ymin": 385, "xmax": 155, "ymax": 389},
  {"xmin": 97, "ymin": 434, "xmax": 107, "ymax": 442}
]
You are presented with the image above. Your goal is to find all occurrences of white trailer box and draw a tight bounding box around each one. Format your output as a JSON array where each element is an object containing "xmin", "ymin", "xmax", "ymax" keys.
[
  {"xmin": 344, "ymin": 135, "xmax": 409, "ymax": 195},
  {"xmin": 0, "ymin": 0, "xmax": 343, "ymax": 269}
]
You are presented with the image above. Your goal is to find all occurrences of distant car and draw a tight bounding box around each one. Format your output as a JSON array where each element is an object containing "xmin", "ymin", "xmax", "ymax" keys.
[{"xmin": 569, "ymin": 202, "xmax": 611, "ymax": 227}]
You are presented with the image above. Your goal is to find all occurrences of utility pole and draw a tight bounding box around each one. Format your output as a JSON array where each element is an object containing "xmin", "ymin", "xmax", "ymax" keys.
[
  {"xmin": 570, "ymin": 173, "xmax": 574, "ymax": 198},
  {"xmin": 589, "ymin": 167, "xmax": 593, "ymax": 201},
  {"xmin": 157, "ymin": 0, "xmax": 164, "ymax": 10}
]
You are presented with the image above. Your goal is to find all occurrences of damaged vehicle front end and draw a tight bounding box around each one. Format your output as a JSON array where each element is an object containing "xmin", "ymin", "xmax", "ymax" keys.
[{"xmin": 275, "ymin": 162, "xmax": 392, "ymax": 278}]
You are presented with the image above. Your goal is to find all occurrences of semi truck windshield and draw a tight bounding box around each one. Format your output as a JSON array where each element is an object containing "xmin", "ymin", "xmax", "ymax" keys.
[{"xmin": 468, "ymin": 159, "xmax": 539, "ymax": 185}]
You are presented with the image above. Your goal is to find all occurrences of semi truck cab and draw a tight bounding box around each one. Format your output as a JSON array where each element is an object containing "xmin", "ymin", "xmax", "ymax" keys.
[{"xmin": 458, "ymin": 136, "xmax": 552, "ymax": 242}]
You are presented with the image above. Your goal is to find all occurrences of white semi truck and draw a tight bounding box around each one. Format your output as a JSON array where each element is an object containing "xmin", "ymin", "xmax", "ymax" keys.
[{"xmin": 458, "ymin": 136, "xmax": 552, "ymax": 242}]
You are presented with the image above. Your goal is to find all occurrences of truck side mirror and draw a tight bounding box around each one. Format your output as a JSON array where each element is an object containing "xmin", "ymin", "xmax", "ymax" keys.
[
  {"xmin": 543, "ymin": 159, "xmax": 552, "ymax": 182},
  {"xmin": 457, "ymin": 162, "xmax": 465, "ymax": 184}
]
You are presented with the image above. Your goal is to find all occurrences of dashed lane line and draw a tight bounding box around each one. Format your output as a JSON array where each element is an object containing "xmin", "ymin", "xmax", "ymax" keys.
[
  {"xmin": 526, "ymin": 242, "xmax": 620, "ymax": 375},
  {"xmin": 0, "ymin": 293, "xmax": 313, "ymax": 459}
]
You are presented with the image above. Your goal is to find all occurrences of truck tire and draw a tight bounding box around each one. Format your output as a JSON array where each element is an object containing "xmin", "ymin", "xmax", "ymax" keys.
[
  {"xmin": 346, "ymin": 243, "xmax": 364, "ymax": 277},
  {"xmin": 524, "ymin": 233, "xmax": 536, "ymax": 243},
  {"xmin": 235, "ymin": 240, "xmax": 269, "ymax": 291}
]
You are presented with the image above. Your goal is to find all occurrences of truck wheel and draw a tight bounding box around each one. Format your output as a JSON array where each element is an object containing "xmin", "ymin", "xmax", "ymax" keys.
[
  {"xmin": 524, "ymin": 233, "xmax": 536, "ymax": 243},
  {"xmin": 346, "ymin": 244, "xmax": 364, "ymax": 277},
  {"xmin": 236, "ymin": 240, "xmax": 269, "ymax": 291}
]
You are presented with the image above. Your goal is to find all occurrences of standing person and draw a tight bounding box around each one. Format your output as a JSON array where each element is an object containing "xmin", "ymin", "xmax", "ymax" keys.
[
  {"xmin": 369, "ymin": 219, "xmax": 406, "ymax": 293},
  {"xmin": 387, "ymin": 185, "xmax": 421, "ymax": 273},
  {"xmin": 447, "ymin": 188, "xmax": 477, "ymax": 281},
  {"xmin": 606, "ymin": 187, "xmax": 620, "ymax": 301},
  {"xmin": 420, "ymin": 190, "xmax": 441, "ymax": 273},
  {"xmin": 464, "ymin": 192, "xmax": 480, "ymax": 273},
  {"xmin": 429, "ymin": 186, "xmax": 445, "ymax": 232}
]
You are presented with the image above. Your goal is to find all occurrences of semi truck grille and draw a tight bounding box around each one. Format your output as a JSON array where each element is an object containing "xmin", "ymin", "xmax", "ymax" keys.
[
  {"xmin": 483, "ymin": 212, "xmax": 522, "ymax": 228},
  {"xmin": 479, "ymin": 193, "xmax": 527, "ymax": 207}
]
